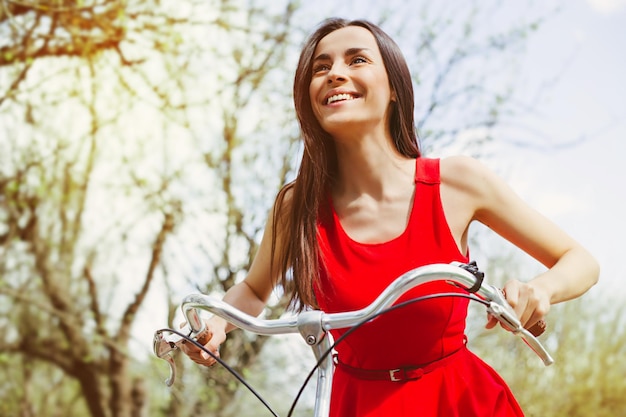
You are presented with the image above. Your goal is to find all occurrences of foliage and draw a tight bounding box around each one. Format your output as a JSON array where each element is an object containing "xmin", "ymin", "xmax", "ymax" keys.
[
  {"xmin": 466, "ymin": 292, "xmax": 626, "ymax": 417},
  {"xmin": 1, "ymin": 1, "xmax": 615, "ymax": 416},
  {"xmin": 466, "ymin": 255, "xmax": 626, "ymax": 417},
  {"xmin": 1, "ymin": 0, "xmax": 300, "ymax": 416}
]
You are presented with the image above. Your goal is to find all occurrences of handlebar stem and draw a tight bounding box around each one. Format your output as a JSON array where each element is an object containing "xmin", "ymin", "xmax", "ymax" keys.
[{"xmin": 297, "ymin": 310, "xmax": 326, "ymax": 347}]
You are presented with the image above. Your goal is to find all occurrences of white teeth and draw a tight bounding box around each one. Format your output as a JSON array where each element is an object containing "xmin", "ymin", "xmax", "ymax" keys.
[{"xmin": 326, "ymin": 93, "xmax": 355, "ymax": 104}]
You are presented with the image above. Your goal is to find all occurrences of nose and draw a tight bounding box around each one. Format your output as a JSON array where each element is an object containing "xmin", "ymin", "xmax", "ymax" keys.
[{"xmin": 326, "ymin": 63, "xmax": 347, "ymax": 84}]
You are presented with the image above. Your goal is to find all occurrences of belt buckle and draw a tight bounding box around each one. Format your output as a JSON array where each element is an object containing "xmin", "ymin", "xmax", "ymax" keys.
[{"xmin": 389, "ymin": 368, "xmax": 403, "ymax": 382}]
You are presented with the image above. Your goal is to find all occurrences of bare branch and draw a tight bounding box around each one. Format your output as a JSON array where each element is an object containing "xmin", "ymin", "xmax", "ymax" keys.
[{"xmin": 117, "ymin": 210, "xmax": 175, "ymax": 342}]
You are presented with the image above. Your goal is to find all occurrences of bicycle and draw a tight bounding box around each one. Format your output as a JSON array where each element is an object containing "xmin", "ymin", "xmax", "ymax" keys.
[{"xmin": 153, "ymin": 261, "xmax": 553, "ymax": 417}]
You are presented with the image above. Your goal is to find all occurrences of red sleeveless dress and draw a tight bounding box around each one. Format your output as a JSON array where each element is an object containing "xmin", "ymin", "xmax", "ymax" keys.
[{"xmin": 314, "ymin": 157, "xmax": 524, "ymax": 416}]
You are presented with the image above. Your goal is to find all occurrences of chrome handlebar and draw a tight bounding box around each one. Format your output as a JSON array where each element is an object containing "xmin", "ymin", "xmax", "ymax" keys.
[{"xmin": 153, "ymin": 262, "xmax": 553, "ymax": 416}]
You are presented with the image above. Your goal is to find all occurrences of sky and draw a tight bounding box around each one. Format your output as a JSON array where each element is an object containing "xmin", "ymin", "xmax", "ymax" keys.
[
  {"xmin": 492, "ymin": 0, "xmax": 626, "ymax": 297},
  {"xmin": 138, "ymin": 0, "xmax": 626, "ymax": 361},
  {"xmin": 299, "ymin": 0, "xmax": 626, "ymax": 298},
  {"xmin": 143, "ymin": 2, "xmax": 626, "ymax": 409},
  {"xmin": 261, "ymin": 3, "xmax": 626, "ymax": 407}
]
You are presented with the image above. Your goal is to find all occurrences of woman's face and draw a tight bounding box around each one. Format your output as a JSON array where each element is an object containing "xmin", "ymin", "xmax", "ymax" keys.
[{"xmin": 309, "ymin": 26, "xmax": 394, "ymax": 138}]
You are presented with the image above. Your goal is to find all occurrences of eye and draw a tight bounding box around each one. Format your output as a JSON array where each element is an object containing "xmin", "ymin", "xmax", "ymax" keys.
[
  {"xmin": 312, "ymin": 63, "xmax": 330, "ymax": 73},
  {"xmin": 351, "ymin": 56, "xmax": 368, "ymax": 65}
]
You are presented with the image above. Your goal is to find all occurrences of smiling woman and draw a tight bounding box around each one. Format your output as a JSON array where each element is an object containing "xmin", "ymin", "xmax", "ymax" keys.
[
  {"xmin": 308, "ymin": 28, "xmax": 394, "ymax": 141},
  {"xmin": 180, "ymin": 17, "xmax": 599, "ymax": 417}
]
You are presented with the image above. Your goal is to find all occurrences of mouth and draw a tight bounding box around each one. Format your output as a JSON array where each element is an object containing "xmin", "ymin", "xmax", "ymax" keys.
[{"xmin": 324, "ymin": 93, "xmax": 361, "ymax": 105}]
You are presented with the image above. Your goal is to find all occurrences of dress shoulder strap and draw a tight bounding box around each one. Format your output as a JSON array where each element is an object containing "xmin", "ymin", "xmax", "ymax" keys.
[{"xmin": 414, "ymin": 157, "xmax": 440, "ymax": 185}]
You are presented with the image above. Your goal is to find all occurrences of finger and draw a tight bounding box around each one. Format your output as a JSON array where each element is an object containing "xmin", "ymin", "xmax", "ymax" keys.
[
  {"xmin": 186, "ymin": 347, "xmax": 217, "ymax": 365},
  {"xmin": 523, "ymin": 306, "xmax": 548, "ymax": 331},
  {"xmin": 196, "ymin": 328, "xmax": 213, "ymax": 345},
  {"xmin": 182, "ymin": 334, "xmax": 220, "ymax": 366},
  {"xmin": 519, "ymin": 285, "xmax": 550, "ymax": 329},
  {"xmin": 504, "ymin": 281, "xmax": 534, "ymax": 326},
  {"xmin": 502, "ymin": 281, "xmax": 520, "ymax": 310},
  {"xmin": 485, "ymin": 313, "xmax": 497, "ymax": 329},
  {"xmin": 200, "ymin": 349, "xmax": 212, "ymax": 361},
  {"xmin": 519, "ymin": 283, "xmax": 541, "ymax": 326},
  {"xmin": 179, "ymin": 340, "xmax": 200, "ymax": 356},
  {"xmin": 195, "ymin": 346, "xmax": 220, "ymax": 366},
  {"xmin": 179, "ymin": 333, "xmax": 211, "ymax": 355},
  {"xmin": 515, "ymin": 294, "xmax": 531, "ymax": 327}
]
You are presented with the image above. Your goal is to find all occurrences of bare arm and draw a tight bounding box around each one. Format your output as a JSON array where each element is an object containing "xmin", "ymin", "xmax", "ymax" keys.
[
  {"xmin": 181, "ymin": 195, "xmax": 286, "ymax": 365},
  {"xmin": 441, "ymin": 156, "xmax": 600, "ymax": 328}
]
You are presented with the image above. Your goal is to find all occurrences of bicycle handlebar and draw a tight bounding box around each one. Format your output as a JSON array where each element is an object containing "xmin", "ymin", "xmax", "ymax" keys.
[{"xmin": 153, "ymin": 262, "xmax": 554, "ymax": 416}]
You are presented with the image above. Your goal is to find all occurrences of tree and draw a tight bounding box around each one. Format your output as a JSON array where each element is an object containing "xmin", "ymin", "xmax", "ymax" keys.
[
  {"xmin": 2, "ymin": 1, "xmax": 602, "ymax": 416},
  {"xmin": 0, "ymin": 1, "xmax": 300, "ymax": 416},
  {"xmin": 465, "ymin": 252, "xmax": 626, "ymax": 417}
]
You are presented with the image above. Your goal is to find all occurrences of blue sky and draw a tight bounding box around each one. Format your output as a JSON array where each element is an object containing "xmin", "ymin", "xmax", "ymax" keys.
[
  {"xmin": 497, "ymin": 0, "xmax": 626, "ymax": 296},
  {"xmin": 136, "ymin": 0, "xmax": 625, "ymax": 356}
]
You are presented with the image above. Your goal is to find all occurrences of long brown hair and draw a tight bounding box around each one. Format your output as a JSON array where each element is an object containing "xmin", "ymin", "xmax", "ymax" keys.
[{"xmin": 273, "ymin": 18, "xmax": 420, "ymax": 311}]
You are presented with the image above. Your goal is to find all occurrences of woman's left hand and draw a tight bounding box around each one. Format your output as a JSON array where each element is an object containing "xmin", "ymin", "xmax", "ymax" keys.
[{"xmin": 485, "ymin": 279, "xmax": 551, "ymax": 331}]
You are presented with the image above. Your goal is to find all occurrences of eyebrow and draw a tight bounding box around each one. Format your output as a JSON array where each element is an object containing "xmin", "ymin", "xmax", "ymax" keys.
[{"xmin": 312, "ymin": 47, "xmax": 372, "ymax": 62}]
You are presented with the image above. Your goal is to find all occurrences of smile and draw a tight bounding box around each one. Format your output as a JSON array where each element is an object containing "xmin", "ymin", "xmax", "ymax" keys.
[{"xmin": 325, "ymin": 93, "xmax": 360, "ymax": 105}]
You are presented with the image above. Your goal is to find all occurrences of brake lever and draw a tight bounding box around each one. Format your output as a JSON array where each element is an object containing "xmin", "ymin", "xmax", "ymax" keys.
[
  {"xmin": 485, "ymin": 285, "xmax": 522, "ymax": 332},
  {"xmin": 484, "ymin": 284, "xmax": 554, "ymax": 366},
  {"xmin": 153, "ymin": 329, "xmax": 187, "ymax": 386},
  {"xmin": 153, "ymin": 324, "xmax": 214, "ymax": 386}
]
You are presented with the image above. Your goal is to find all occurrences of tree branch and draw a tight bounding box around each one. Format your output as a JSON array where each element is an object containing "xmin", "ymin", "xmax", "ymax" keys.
[{"xmin": 116, "ymin": 210, "xmax": 175, "ymax": 342}]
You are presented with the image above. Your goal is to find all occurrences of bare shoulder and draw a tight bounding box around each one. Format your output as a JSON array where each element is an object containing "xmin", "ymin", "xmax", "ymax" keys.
[
  {"xmin": 439, "ymin": 155, "xmax": 499, "ymax": 210},
  {"xmin": 439, "ymin": 155, "xmax": 529, "ymax": 235},
  {"xmin": 440, "ymin": 156, "xmax": 598, "ymax": 293},
  {"xmin": 440, "ymin": 155, "xmax": 493, "ymax": 188},
  {"xmin": 435, "ymin": 156, "xmax": 491, "ymax": 250}
]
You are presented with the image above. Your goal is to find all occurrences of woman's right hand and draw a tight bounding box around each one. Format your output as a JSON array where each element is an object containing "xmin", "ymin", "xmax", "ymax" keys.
[{"xmin": 179, "ymin": 319, "xmax": 227, "ymax": 367}]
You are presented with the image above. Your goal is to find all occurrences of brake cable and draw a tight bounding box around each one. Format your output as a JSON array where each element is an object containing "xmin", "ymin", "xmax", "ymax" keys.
[
  {"xmin": 164, "ymin": 291, "xmax": 488, "ymax": 416},
  {"xmin": 286, "ymin": 292, "xmax": 488, "ymax": 416},
  {"xmin": 157, "ymin": 327, "xmax": 280, "ymax": 417}
]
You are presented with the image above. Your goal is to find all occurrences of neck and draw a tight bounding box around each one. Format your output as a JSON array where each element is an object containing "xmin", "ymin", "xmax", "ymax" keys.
[{"xmin": 332, "ymin": 131, "xmax": 415, "ymax": 200}]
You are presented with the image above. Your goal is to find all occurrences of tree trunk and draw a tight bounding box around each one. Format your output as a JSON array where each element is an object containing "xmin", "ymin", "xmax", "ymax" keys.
[
  {"xmin": 73, "ymin": 363, "xmax": 108, "ymax": 417},
  {"xmin": 109, "ymin": 349, "xmax": 131, "ymax": 417}
]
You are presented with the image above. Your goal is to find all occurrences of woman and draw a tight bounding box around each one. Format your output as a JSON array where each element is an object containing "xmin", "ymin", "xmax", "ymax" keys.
[{"xmin": 182, "ymin": 18, "xmax": 599, "ymax": 416}]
